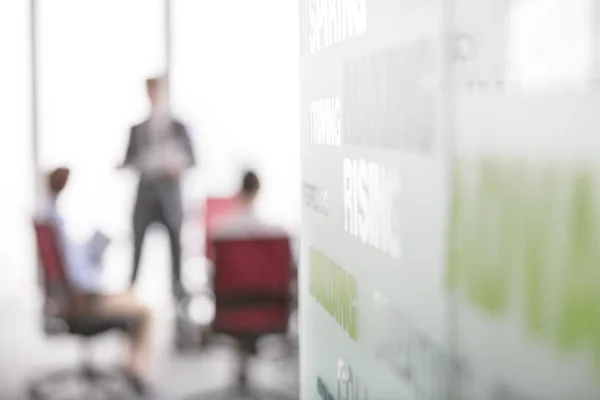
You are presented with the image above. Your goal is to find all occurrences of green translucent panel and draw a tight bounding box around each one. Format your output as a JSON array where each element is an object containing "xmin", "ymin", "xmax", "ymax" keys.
[{"xmin": 447, "ymin": 159, "xmax": 600, "ymax": 376}]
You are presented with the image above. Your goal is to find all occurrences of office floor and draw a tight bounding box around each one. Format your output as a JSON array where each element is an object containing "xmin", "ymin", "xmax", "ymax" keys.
[{"xmin": 0, "ymin": 230, "xmax": 299, "ymax": 400}]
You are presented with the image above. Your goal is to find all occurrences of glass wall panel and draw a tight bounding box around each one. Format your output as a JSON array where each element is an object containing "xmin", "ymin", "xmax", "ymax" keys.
[{"xmin": 452, "ymin": 0, "xmax": 600, "ymax": 398}]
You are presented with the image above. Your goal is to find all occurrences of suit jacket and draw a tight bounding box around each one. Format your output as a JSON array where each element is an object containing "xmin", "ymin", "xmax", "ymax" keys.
[{"xmin": 123, "ymin": 118, "xmax": 195, "ymax": 227}]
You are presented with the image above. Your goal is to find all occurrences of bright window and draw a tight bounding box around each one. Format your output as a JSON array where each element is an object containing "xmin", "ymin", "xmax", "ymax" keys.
[
  {"xmin": 507, "ymin": 0, "xmax": 593, "ymax": 90},
  {"xmin": 38, "ymin": 0, "xmax": 166, "ymax": 240},
  {"xmin": 172, "ymin": 0, "xmax": 301, "ymax": 231}
]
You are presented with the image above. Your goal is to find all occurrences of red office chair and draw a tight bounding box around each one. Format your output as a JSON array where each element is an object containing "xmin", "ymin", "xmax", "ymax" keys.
[
  {"xmin": 176, "ymin": 196, "xmax": 241, "ymax": 351},
  {"xmin": 29, "ymin": 221, "xmax": 139, "ymax": 400},
  {"xmin": 185, "ymin": 236, "xmax": 296, "ymax": 400}
]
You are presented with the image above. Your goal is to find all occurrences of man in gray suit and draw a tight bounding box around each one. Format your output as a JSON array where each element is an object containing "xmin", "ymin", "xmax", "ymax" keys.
[{"xmin": 120, "ymin": 76, "xmax": 195, "ymax": 298}]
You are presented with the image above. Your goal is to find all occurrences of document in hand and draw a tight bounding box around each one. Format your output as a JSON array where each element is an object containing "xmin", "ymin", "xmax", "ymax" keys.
[
  {"xmin": 140, "ymin": 139, "xmax": 191, "ymax": 175},
  {"xmin": 165, "ymin": 139, "xmax": 191, "ymax": 170},
  {"xmin": 89, "ymin": 230, "xmax": 111, "ymax": 256}
]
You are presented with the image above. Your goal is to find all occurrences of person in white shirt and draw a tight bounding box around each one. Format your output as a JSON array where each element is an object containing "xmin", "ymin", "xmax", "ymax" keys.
[
  {"xmin": 41, "ymin": 168, "xmax": 154, "ymax": 394},
  {"xmin": 211, "ymin": 171, "xmax": 297, "ymax": 356},
  {"xmin": 213, "ymin": 170, "xmax": 287, "ymax": 239}
]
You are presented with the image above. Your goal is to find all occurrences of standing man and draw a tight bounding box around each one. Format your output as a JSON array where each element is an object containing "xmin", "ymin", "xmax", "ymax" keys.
[{"xmin": 120, "ymin": 76, "xmax": 195, "ymax": 299}]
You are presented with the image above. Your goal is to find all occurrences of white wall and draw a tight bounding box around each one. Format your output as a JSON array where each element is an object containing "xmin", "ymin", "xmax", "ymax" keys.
[{"xmin": 0, "ymin": 1, "xmax": 34, "ymax": 302}]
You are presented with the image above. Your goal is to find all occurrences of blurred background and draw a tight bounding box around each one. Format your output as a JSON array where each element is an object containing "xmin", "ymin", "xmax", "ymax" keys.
[
  {"xmin": 3, "ymin": 0, "xmax": 600, "ymax": 399},
  {"xmin": 0, "ymin": 0, "xmax": 300, "ymax": 398},
  {"xmin": 0, "ymin": 0, "xmax": 300, "ymax": 305}
]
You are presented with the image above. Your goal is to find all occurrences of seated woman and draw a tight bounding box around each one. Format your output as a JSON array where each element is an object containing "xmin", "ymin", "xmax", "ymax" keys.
[{"xmin": 43, "ymin": 167, "xmax": 154, "ymax": 393}]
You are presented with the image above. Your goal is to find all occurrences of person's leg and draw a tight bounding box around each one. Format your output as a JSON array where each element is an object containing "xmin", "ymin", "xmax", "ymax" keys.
[
  {"xmin": 93, "ymin": 292, "xmax": 153, "ymax": 380},
  {"xmin": 156, "ymin": 203, "xmax": 183, "ymax": 298},
  {"xmin": 131, "ymin": 208, "xmax": 153, "ymax": 287},
  {"xmin": 165, "ymin": 220, "xmax": 183, "ymax": 298}
]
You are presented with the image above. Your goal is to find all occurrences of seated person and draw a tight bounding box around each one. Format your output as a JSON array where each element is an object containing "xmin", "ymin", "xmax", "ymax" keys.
[
  {"xmin": 211, "ymin": 171, "xmax": 296, "ymax": 354},
  {"xmin": 40, "ymin": 167, "xmax": 154, "ymax": 394},
  {"xmin": 213, "ymin": 170, "xmax": 287, "ymax": 239}
]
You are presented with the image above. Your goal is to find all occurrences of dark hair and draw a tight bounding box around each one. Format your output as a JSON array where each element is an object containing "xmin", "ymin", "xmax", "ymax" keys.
[
  {"xmin": 48, "ymin": 167, "xmax": 70, "ymax": 195},
  {"xmin": 241, "ymin": 170, "xmax": 260, "ymax": 196}
]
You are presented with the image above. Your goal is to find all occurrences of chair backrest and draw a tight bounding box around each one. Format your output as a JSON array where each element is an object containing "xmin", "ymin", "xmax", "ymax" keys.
[
  {"xmin": 204, "ymin": 196, "xmax": 241, "ymax": 261},
  {"xmin": 33, "ymin": 221, "xmax": 71, "ymax": 317},
  {"xmin": 212, "ymin": 236, "xmax": 292, "ymax": 335}
]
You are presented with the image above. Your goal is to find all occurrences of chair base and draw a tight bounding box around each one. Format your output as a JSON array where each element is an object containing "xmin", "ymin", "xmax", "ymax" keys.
[
  {"xmin": 28, "ymin": 365, "xmax": 132, "ymax": 400},
  {"xmin": 183, "ymin": 348, "xmax": 297, "ymax": 400}
]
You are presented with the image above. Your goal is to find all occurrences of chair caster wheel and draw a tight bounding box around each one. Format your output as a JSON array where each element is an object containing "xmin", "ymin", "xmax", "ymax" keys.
[{"xmin": 198, "ymin": 329, "xmax": 213, "ymax": 348}]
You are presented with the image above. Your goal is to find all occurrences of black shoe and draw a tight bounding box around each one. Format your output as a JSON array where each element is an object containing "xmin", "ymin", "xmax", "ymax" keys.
[{"xmin": 173, "ymin": 283, "xmax": 188, "ymax": 300}]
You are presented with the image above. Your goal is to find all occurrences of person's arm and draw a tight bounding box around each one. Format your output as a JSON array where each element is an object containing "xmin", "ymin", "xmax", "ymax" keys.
[
  {"xmin": 119, "ymin": 126, "xmax": 137, "ymax": 169},
  {"xmin": 64, "ymin": 241, "xmax": 104, "ymax": 294},
  {"xmin": 85, "ymin": 231, "xmax": 111, "ymax": 265},
  {"xmin": 165, "ymin": 122, "xmax": 196, "ymax": 179},
  {"xmin": 51, "ymin": 215, "xmax": 103, "ymax": 294},
  {"xmin": 178, "ymin": 122, "xmax": 196, "ymax": 169}
]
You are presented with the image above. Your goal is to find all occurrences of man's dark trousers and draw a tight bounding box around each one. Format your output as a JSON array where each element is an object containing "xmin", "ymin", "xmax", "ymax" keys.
[
  {"xmin": 123, "ymin": 119, "xmax": 195, "ymax": 298},
  {"xmin": 130, "ymin": 179, "xmax": 184, "ymax": 297},
  {"xmin": 130, "ymin": 176, "xmax": 185, "ymax": 297}
]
